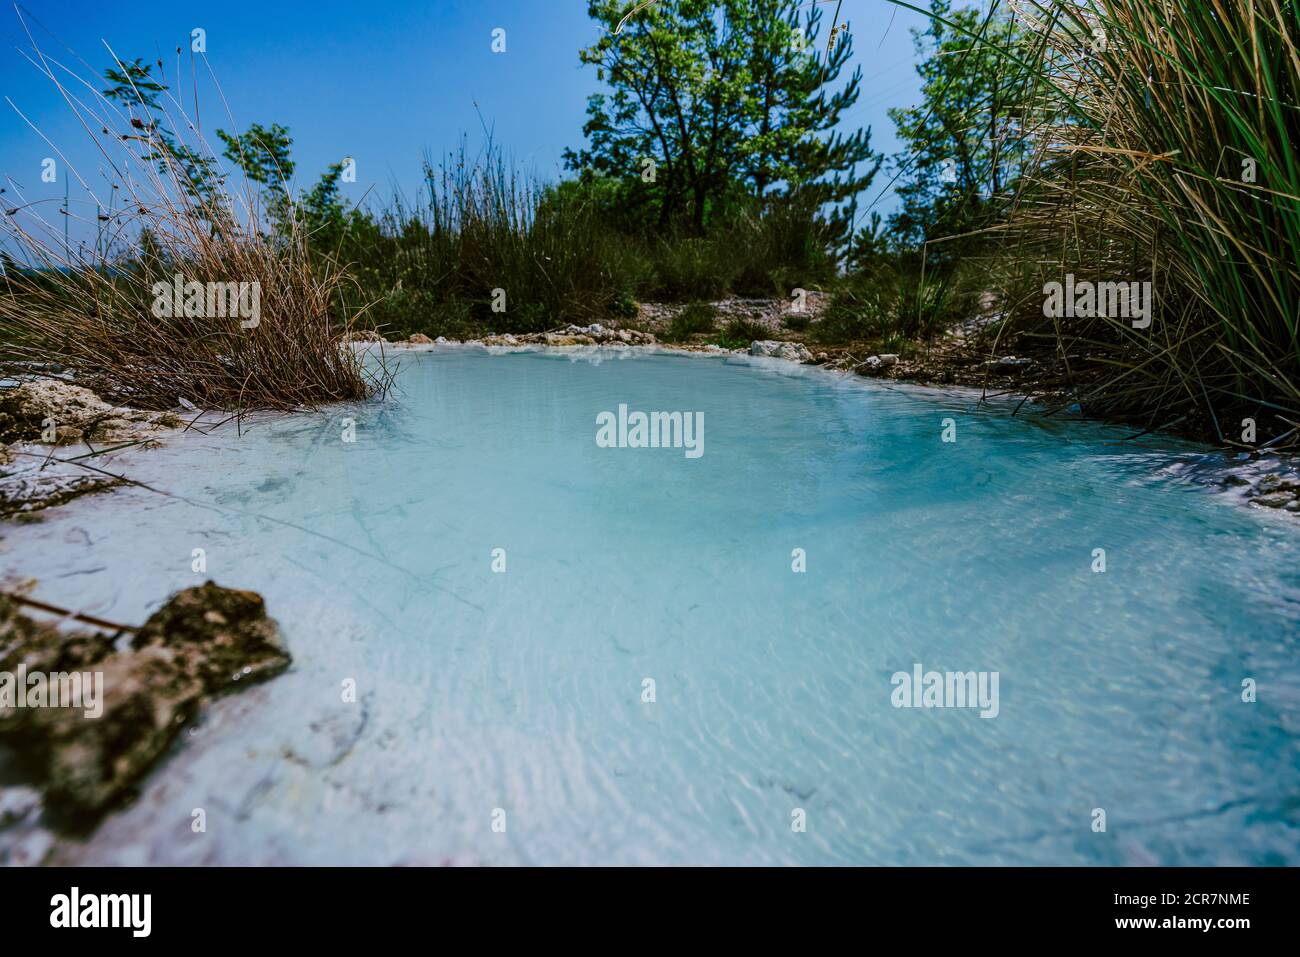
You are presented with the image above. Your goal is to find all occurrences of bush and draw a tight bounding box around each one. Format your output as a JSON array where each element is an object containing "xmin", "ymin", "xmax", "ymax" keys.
[
  {"xmin": 610, "ymin": 291, "xmax": 640, "ymax": 321},
  {"xmin": 329, "ymin": 145, "xmax": 644, "ymax": 336},
  {"xmin": 649, "ymin": 238, "xmax": 736, "ymax": 301},
  {"xmin": 663, "ymin": 302, "xmax": 717, "ymax": 342},
  {"xmin": 815, "ymin": 264, "xmax": 961, "ymax": 345},
  {"xmin": 714, "ymin": 318, "xmax": 770, "ymax": 350},
  {"xmin": 728, "ymin": 194, "xmax": 838, "ymax": 297}
]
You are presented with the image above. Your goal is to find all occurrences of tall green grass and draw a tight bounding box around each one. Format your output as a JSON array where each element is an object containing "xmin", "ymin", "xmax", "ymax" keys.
[
  {"xmin": 323, "ymin": 145, "xmax": 837, "ymax": 339},
  {"xmin": 997, "ymin": 0, "xmax": 1300, "ymax": 441}
]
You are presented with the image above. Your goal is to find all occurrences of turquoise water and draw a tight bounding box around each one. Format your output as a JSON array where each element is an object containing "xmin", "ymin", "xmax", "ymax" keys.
[{"xmin": 6, "ymin": 348, "xmax": 1300, "ymax": 864}]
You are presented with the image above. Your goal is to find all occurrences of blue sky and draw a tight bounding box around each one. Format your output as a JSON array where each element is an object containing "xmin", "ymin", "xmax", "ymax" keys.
[{"xmin": 0, "ymin": 0, "xmax": 927, "ymax": 244}]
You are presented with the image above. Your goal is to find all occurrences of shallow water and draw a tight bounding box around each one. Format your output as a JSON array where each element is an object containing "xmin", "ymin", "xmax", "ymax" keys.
[{"xmin": 4, "ymin": 347, "xmax": 1299, "ymax": 865}]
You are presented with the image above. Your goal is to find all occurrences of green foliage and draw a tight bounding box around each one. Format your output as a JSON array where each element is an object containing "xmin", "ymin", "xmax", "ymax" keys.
[
  {"xmin": 324, "ymin": 156, "xmax": 839, "ymax": 337},
  {"xmin": 848, "ymin": 211, "xmax": 890, "ymax": 272},
  {"xmin": 299, "ymin": 160, "xmax": 364, "ymax": 249},
  {"xmin": 999, "ymin": 0, "xmax": 1300, "ymax": 437},
  {"xmin": 216, "ymin": 123, "xmax": 296, "ymax": 226},
  {"xmin": 216, "ymin": 123, "xmax": 295, "ymax": 189},
  {"xmin": 212, "ymin": 120, "xmax": 360, "ymax": 246},
  {"xmin": 663, "ymin": 302, "xmax": 717, "ymax": 342},
  {"xmin": 100, "ymin": 57, "xmax": 223, "ymax": 203},
  {"xmin": 817, "ymin": 263, "xmax": 958, "ymax": 344},
  {"xmin": 782, "ymin": 312, "xmax": 811, "ymax": 332},
  {"xmin": 102, "ymin": 58, "xmax": 165, "ymax": 110},
  {"xmin": 610, "ymin": 290, "xmax": 640, "ymax": 320},
  {"xmin": 714, "ymin": 317, "xmax": 770, "ymax": 349},
  {"xmin": 728, "ymin": 192, "xmax": 838, "ymax": 296},
  {"xmin": 327, "ymin": 144, "xmax": 648, "ymax": 337},
  {"xmin": 886, "ymin": 0, "xmax": 1028, "ymax": 253},
  {"xmin": 567, "ymin": 0, "xmax": 879, "ymax": 246},
  {"xmin": 649, "ymin": 237, "xmax": 736, "ymax": 301}
]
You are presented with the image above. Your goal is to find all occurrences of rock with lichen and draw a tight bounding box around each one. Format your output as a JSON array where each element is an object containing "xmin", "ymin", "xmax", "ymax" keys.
[
  {"xmin": 0, "ymin": 594, "xmax": 117, "ymax": 681},
  {"xmin": 0, "ymin": 582, "xmax": 290, "ymax": 817},
  {"xmin": 34, "ymin": 646, "xmax": 204, "ymax": 814},
  {"xmin": 132, "ymin": 581, "xmax": 291, "ymax": 694}
]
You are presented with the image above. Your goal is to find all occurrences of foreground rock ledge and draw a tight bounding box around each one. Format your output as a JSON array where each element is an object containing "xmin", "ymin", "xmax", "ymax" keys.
[
  {"xmin": 0, "ymin": 582, "xmax": 291, "ymax": 819},
  {"xmin": 0, "ymin": 379, "xmax": 181, "ymax": 447},
  {"xmin": 1, "ymin": 378, "xmax": 184, "ymax": 518}
]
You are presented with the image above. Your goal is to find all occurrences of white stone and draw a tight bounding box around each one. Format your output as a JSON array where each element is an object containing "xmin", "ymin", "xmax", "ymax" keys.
[{"xmin": 749, "ymin": 340, "xmax": 812, "ymax": 362}]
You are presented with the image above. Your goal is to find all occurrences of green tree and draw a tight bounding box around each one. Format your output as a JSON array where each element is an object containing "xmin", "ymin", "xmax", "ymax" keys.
[
  {"xmin": 102, "ymin": 57, "xmax": 221, "ymax": 204},
  {"xmin": 102, "ymin": 58, "xmax": 165, "ymax": 110},
  {"xmin": 885, "ymin": 0, "xmax": 1027, "ymax": 250},
  {"xmin": 101, "ymin": 57, "xmax": 356, "ymax": 242},
  {"xmin": 216, "ymin": 123, "xmax": 296, "ymax": 226},
  {"xmin": 216, "ymin": 123, "xmax": 295, "ymax": 190},
  {"xmin": 299, "ymin": 160, "xmax": 370, "ymax": 250},
  {"xmin": 565, "ymin": 0, "xmax": 879, "ymax": 244}
]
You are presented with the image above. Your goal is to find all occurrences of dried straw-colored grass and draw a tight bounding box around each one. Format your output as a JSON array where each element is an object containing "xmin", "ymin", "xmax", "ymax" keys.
[{"xmin": 0, "ymin": 21, "xmax": 384, "ymax": 411}]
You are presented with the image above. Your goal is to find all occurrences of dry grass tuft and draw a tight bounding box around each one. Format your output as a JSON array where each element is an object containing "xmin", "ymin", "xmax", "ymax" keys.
[{"xmin": 0, "ymin": 21, "xmax": 385, "ymax": 411}]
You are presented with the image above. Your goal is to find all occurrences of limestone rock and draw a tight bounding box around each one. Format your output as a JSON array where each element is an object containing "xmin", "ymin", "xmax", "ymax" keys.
[
  {"xmin": 859, "ymin": 354, "xmax": 899, "ymax": 372},
  {"xmin": 986, "ymin": 356, "xmax": 1033, "ymax": 374},
  {"xmin": 0, "ymin": 583, "xmax": 291, "ymax": 817},
  {"xmin": 749, "ymin": 340, "xmax": 813, "ymax": 362},
  {"xmin": 340, "ymin": 330, "xmax": 386, "ymax": 344},
  {"xmin": 133, "ymin": 582, "xmax": 291, "ymax": 695},
  {"xmin": 0, "ymin": 380, "xmax": 179, "ymax": 446},
  {"xmin": 36, "ymin": 646, "xmax": 203, "ymax": 814}
]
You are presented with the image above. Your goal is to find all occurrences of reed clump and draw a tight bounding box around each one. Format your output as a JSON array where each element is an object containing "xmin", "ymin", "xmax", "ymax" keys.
[
  {"xmin": 1001, "ymin": 0, "xmax": 1300, "ymax": 443},
  {"xmin": 0, "ymin": 38, "xmax": 381, "ymax": 411}
]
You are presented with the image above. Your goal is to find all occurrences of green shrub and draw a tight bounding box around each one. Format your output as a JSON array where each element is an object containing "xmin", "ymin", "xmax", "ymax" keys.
[
  {"xmin": 729, "ymin": 195, "xmax": 838, "ymax": 297},
  {"xmin": 609, "ymin": 291, "xmax": 640, "ymax": 321},
  {"xmin": 816, "ymin": 265, "xmax": 959, "ymax": 345},
  {"xmin": 714, "ymin": 318, "xmax": 770, "ymax": 350},
  {"xmin": 663, "ymin": 302, "xmax": 717, "ymax": 342},
  {"xmin": 650, "ymin": 238, "xmax": 735, "ymax": 301}
]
